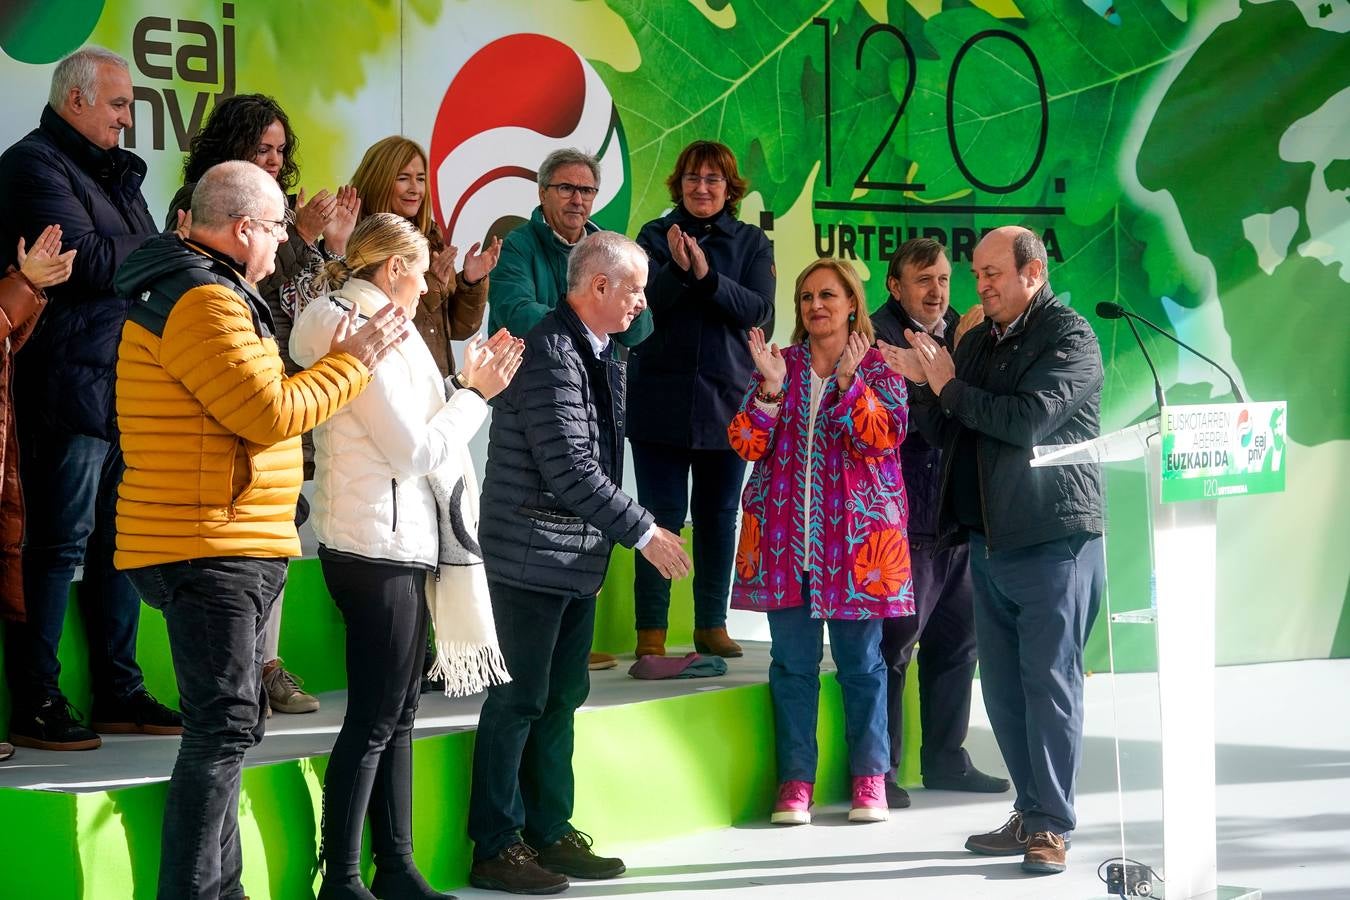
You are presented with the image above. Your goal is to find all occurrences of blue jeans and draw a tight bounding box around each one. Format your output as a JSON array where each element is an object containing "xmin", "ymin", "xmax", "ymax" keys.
[
  {"xmin": 631, "ymin": 440, "xmax": 745, "ymax": 630},
  {"xmin": 767, "ymin": 581, "xmax": 889, "ymax": 783},
  {"xmin": 969, "ymin": 532, "xmax": 1104, "ymax": 836},
  {"xmin": 127, "ymin": 556, "xmax": 287, "ymax": 900},
  {"xmin": 468, "ymin": 581, "xmax": 594, "ymax": 861},
  {"xmin": 10, "ymin": 424, "xmax": 142, "ymax": 706}
]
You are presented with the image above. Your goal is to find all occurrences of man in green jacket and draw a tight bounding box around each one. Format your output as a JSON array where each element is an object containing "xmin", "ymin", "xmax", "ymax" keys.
[
  {"xmin": 488, "ymin": 147, "xmax": 653, "ymax": 672},
  {"xmin": 488, "ymin": 147, "xmax": 653, "ymax": 347}
]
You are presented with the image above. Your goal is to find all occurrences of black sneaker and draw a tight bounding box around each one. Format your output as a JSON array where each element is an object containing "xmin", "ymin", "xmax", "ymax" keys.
[
  {"xmin": 885, "ymin": 778, "xmax": 912, "ymax": 809},
  {"xmin": 92, "ymin": 689, "xmax": 184, "ymax": 735},
  {"xmin": 10, "ymin": 696, "xmax": 102, "ymax": 750},
  {"xmin": 536, "ymin": 830, "xmax": 625, "ymax": 880},
  {"xmin": 470, "ymin": 842, "xmax": 568, "ymax": 895}
]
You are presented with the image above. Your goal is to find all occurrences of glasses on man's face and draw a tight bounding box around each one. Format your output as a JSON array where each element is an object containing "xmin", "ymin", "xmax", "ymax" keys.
[
  {"xmin": 229, "ymin": 211, "xmax": 292, "ymax": 240},
  {"xmin": 682, "ymin": 173, "xmax": 726, "ymax": 187},
  {"xmin": 547, "ymin": 182, "xmax": 599, "ymax": 200}
]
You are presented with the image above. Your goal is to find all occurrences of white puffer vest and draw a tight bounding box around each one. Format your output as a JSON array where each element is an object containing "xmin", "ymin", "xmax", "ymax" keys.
[{"xmin": 289, "ymin": 278, "xmax": 486, "ymax": 567}]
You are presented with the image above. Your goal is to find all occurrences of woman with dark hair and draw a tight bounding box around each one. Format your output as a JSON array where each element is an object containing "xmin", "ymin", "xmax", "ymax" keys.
[
  {"xmin": 627, "ymin": 140, "xmax": 775, "ymax": 660},
  {"xmin": 729, "ymin": 257, "xmax": 912, "ymax": 826},
  {"xmin": 349, "ymin": 135, "xmax": 501, "ymax": 378},
  {"xmin": 165, "ymin": 93, "xmax": 360, "ymax": 717}
]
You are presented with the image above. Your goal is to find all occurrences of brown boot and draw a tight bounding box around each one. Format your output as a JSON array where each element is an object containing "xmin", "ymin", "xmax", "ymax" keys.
[
  {"xmin": 588, "ymin": 652, "xmax": 618, "ymax": 671},
  {"xmin": 693, "ymin": 627, "xmax": 743, "ymax": 658},
  {"xmin": 1021, "ymin": 831, "xmax": 1067, "ymax": 874},
  {"xmin": 635, "ymin": 628, "xmax": 667, "ymax": 657}
]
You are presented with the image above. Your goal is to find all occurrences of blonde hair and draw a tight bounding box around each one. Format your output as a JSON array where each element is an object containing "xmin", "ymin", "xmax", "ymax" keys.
[
  {"xmin": 351, "ymin": 136, "xmax": 432, "ymax": 236},
  {"xmin": 317, "ymin": 212, "xmax": 429, "ymax": 292},
  {"xmin": 790, "ymin": 257, "xmax": 876, "ymax": 344}
]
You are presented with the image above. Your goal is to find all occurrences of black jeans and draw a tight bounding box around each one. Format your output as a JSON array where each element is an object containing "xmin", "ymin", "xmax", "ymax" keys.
[
  {"xmin": 7, "ymin": 423, "xmax": 143, "ymax": 709},
  {"xmin": 318, "ymin": 556, "xmax": 429, "ymax": 879},
  {"xmin": 127, "ymin": 556, "xmax": 287, "ymax": 900},
  {"xmin": 630, "ymin": 440, "xmax": 745, "ymax": 630},
  {"xmin": 468, "ymin": 580, "xmax": 594, "ymax": 860},
  {"xmin": 879, "ymin": 540, "xmax": 977, "ymax": 778}
]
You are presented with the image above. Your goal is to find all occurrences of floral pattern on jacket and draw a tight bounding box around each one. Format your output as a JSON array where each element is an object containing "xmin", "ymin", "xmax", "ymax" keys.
[{"xmin": 728, "ymin": 343, "xmax": 914, "ymax": 620}]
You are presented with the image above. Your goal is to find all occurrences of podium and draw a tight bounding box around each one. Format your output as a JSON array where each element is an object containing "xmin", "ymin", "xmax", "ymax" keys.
[{"xmin": 1032, "ymin": 402, "xmax": 1283, "ymax": 899}]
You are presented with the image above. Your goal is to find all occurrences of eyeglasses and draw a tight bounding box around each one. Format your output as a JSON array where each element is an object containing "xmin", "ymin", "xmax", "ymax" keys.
[
  {"xmin": 546, "ymin": 182, "xmax": 599, "ymax": 200},
  {"xmin": 229, "ymin": 211, "xmax": 292, "ymax": 239},
  {"xmin": 682, "ymin": 173, "xmax": 726, "ymax": 187}
]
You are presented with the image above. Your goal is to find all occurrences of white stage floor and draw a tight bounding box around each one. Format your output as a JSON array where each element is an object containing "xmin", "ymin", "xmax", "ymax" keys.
[{"xmin": 4, "ymin": 650, "xmax": 1345, "ymax": 897}]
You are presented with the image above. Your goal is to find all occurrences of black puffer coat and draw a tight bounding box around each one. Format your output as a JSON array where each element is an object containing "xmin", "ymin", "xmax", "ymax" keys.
[
  {"xmin": 870, "ymin": 299, "xmax": 960, "ymax": 544},
  {"xmin": 0, "ymin": 105, "xmax": 156, "ymax": 439},
  {"xmin": 910, "ymin": 286, "xmax": 1104, "ymax": 553},
  {"xmin": 478, "ymin": 300, "xmax": 654, "ymax": 597}
]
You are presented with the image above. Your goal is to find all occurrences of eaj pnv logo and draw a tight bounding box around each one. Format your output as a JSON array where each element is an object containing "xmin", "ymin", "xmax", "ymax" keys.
[{"xmin": 429, "ymin": 33, "xmax": 631, "ymax": 252}]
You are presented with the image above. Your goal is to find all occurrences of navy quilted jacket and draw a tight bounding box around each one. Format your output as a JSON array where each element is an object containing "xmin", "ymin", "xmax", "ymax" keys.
[{"xmin": 0, "ymin": 105, "xmax": 156, "ymax": 439}]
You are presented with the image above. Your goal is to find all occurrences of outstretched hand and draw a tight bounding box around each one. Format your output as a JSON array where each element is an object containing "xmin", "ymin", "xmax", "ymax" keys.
[{"xmin": 639, "ymin": 526, "xmax": 692, "ymax": 580}]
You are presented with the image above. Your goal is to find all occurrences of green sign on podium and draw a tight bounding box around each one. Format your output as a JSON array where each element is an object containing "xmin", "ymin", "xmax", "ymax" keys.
[{"xmin": 1159, "ymin": 402, "xmax": 1288, "ymax": 503}]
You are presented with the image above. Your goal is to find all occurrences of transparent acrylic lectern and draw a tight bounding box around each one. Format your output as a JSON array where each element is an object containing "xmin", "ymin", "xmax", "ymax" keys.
[{"xmin": 1032, "ymin": 416, "xmax": 1259, "ymax": 900}]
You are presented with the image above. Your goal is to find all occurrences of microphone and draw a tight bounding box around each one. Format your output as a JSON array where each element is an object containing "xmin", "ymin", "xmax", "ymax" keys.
[{"xmin": 1095, "ymin": 302, "xmax": 1245, "ymax": 402}]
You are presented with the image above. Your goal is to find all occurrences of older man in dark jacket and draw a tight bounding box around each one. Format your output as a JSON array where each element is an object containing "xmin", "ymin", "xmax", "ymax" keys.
[
  {"xmin": 883, "ymin": 226, "xmax": 1104, "ymax": 878},
  {"xmin": 0, "ymin": 46, "xmax": 175, "ymax": 751},
  {"xmin": 470, "ymin": 231, "xmax": 690, "ymax": 895},
  {"xmin": 871, "ymin": 238, "xmax": 1010, "ymax": 809}
]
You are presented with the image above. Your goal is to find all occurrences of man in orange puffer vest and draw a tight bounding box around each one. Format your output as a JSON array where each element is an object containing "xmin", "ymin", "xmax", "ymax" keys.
[{"xmin": 112, "ymin": 161, "xmax": 409, "ymax": 900}]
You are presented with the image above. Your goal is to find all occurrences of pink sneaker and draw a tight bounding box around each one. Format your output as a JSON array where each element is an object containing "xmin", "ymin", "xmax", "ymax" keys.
[
  {"xmin": 848, "ymin": 774, "xmax": 890, "ymax": 823},
  {"xmin": 770, "ymin": 780, "xmax": 813, "ymax": 825}
]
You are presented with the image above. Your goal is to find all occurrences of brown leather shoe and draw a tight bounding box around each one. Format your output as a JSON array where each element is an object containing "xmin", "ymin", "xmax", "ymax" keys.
[
  {"xmin": 692, "ymin": 627, "xmax": 743, "ymax": 658},
  {"xmin": 470, "ymin": 842, "xmax": 568, "ymax": 894},
  {"xmin": 1022, "ymin": 831, "xmax": 1067, "ymax": 874},
  {"xmin": 635, "ymin": 628, "xmax": 667, "ymax": 657},
  {"xmin": 588, "ymin": 652, "xmax": 618, "ymax": 671},
  {"xmin": 965, "ymin": 811, "xmax": 1027, "ymax": 856},
  {"xmin": 537, "ymin": 830, "xmax": 625, "ymax": 880}
]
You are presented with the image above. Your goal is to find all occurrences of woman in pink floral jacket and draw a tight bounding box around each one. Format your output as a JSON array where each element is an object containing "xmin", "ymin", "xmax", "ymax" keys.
[{"xmin": 728, "ymin": 257, "xmax": 914, "ymax": 826}]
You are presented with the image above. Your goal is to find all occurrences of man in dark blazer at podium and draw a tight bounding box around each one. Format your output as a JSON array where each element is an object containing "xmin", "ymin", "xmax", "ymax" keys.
[{"xmin": 880, "ymin": 226, "xmax": 1105, "ymax": 877}]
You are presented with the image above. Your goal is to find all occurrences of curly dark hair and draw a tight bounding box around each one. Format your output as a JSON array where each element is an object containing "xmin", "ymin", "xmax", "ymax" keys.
[{"xmin": 182, "ymin": 94, "xmax": 300, "ymax": 192}]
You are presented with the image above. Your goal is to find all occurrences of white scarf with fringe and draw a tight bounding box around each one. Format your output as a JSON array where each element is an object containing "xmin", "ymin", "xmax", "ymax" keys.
[{"xmin": 425, "ymin": 445, "xmax": 511, "ymax": 696}]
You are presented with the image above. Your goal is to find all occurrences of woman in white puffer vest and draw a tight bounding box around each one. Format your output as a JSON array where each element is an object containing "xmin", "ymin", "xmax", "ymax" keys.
[{"xmin": 290, "ymin": 212, "xmax": 522, "ymax": 900}]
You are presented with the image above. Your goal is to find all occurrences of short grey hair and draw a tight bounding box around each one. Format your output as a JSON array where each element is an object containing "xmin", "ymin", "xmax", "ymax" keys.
[
  {"xmin": 538, "ymin": 148, "xmax": 601, "ymax": 190},
  {"xmin": 1012, "ymin": 228, "xmax": 1049, "ymax": 276},
  {"xmin": 48, "ymin": 46, "xmax": 129, "ymax": 108},
  {"xmin": 566, "ymin": 231, "xmax": 642, "ymax": 294},
  {"xmin": 191, "ymin": 161, "xmax": 285, "ymax": 228}
]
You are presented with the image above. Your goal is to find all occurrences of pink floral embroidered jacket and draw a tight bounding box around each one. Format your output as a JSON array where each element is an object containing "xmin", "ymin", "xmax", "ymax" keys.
[{"xmin": 728, "ymin": 343, "xmax": 915, "ymax": 620}]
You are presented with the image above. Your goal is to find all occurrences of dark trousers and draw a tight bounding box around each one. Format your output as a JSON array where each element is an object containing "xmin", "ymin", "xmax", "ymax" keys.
[
  {"xmin": 630, "ymin": 440, "xmax": 745, "ymax": 630},
  {"xmin": 468, "ymin": 580, "xmax": 594, "ymax": 860},
  {"xmin": 126, "ymin": 556, "xmax": 287, "ymax": 900},
  {"xmin": 319, "ymin": 557, "xmax": 429, "ymax": 879},
  {"xmin": 766, "ymin": 579, "xmax": 890, "ymax": 782},
  {"xmin": 6, "ymin": 423, "xmax": 143, "ymax": 708},
  {"xmin": 969, "ymin": 532, "xmax": 1104, "ymax": 836},
  {"xmin": 879, "ymin": 540, "xmax": 977, "ymax": 778}
]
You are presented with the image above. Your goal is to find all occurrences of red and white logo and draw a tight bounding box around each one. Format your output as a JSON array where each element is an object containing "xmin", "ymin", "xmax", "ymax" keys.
[{"xmin": 429, "ymin": 34, "xmax": 630, "ymax": 251}]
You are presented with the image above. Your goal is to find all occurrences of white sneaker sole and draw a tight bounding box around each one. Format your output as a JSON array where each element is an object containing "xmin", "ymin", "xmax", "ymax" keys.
[
  {"xmin": 770, "ymin": 809, "xmax": 811, "ymax": 825},
  {"xmin": 848, "ymin": 807, "xmax": 890, "ymax": 823}
]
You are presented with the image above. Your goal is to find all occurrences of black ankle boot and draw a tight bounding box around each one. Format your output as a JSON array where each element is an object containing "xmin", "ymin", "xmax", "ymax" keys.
[
  {"xmin": 316, "ymin": 875, "xmax": 377, "ymax": 900},
  {"xmin": 371, "ymin": 862, "xmax": 455, "ymax": 900}
]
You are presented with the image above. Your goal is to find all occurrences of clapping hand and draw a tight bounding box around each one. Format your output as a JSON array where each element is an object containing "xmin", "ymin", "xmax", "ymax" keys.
[
  {"xmin": 747, "ymin": 326, "xmax": 785, "ymax": 392},
  {"xmin": 459, "ymin": 327, "xmax": 523, "ymax": 400},
  {"xmin": 876, "ymin": 340, "xmax": 926, "ymax": 383},
  {"xmin": 685, "ymin": 233, "xmax": 708, "ymax": 279},
  {"xmin": 294, "ymin": 188, "xmax": 336, "ymax": 246},
  {"xmin": 462, "ymin": 235, "xmax": 502, "ymax": 284},
  {"xmin": 323, "ymin": 185, "xmax": 361, "ymax": 255},
  {"xmin": 17, "ymin": 225, "xmax": 76, "ymax": 290},
  {"xmin": 174, "ymin": 209, "xmax": 192, "ymax": 240},
  {"xmin": 430, "ymin": 244, "xmax": 458, "ymax": 286},
  {"xmin": 904, "ymin": 328, "xmax": 956, "ymax": 394},
  {"xmin": 835, "ymin": 331, "xmax": 869, "ymax": 392},
  {"xmin": 330, "ymin": 301, "xmax": 409, "ymax": 372},
  {"xmin": 667, "ymin": 224, "xmax": 691, "ymax": 271}
]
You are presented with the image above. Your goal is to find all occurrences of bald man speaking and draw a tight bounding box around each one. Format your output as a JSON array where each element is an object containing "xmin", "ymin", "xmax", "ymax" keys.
[{"xmin": 880, "ymin": 226, "xmax": 1105, "ymax": 877}]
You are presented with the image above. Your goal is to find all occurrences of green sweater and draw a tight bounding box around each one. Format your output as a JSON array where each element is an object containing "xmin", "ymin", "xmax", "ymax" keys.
[{"xmin": 487, "ymin": 206, "xmax": 653, "ymax": 347}]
